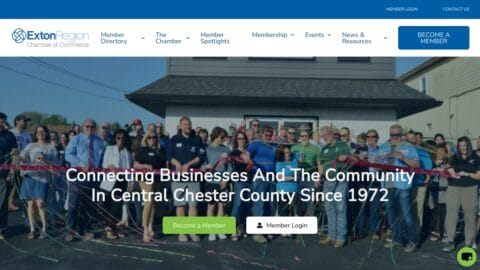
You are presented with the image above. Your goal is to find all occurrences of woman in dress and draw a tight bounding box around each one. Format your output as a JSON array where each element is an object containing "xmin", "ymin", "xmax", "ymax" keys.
[{"xmin": 20, "ymin": 125, "xmax": 58, "ymax": 240}]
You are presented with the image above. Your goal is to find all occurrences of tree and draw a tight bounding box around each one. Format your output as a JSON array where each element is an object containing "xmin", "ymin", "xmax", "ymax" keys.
[
  {"xmin": 21, "ymin": 111, "xmax": 71, "ymax": 127},
  {"xmin": 22, "ymin": 111, "xmax": 47, "ymax": 125},
  {"xmin": 110, "ymin": 122, "xmax": 121, "ymax": 131},
  {"xmin": 43, "ymin": 114, "xmax": 68, "ymax": 126}
]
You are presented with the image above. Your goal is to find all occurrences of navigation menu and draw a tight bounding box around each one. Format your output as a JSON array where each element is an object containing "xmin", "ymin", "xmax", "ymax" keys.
[{"xmin": 1, "ymin": 19, "xmax": 478, "ymax": 56}]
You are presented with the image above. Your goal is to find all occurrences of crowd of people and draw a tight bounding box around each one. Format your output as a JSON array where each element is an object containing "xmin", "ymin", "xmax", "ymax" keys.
[{"xmin": 0, "ymin": 112, "xmax": 479, "ymax": 255}]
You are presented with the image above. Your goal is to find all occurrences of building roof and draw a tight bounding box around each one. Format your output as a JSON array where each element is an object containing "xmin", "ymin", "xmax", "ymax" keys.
[
  {"xmin": 398, "ymin": 57, "xmax": 453, "ymax": 82},
  {"xmin": 126, "ymin": 75, "xmax": 442, "ymax": 118}
]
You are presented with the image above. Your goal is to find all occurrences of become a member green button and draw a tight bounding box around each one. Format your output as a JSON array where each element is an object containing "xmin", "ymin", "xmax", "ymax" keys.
[{"xmin": 163, "ymin": 217, "xmax": 236, "ymax": 234}]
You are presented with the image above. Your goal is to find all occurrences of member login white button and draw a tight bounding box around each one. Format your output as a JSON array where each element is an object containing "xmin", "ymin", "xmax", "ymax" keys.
[{"xmin": 246, "ymin": 217, "xmax": 318, "ymax": 234}]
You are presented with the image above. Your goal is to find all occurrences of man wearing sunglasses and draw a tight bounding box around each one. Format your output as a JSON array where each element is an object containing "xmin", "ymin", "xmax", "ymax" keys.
[
  {"xmin": 287, "ymin": 127, "xmax": 297, "ymax": 145},
  {"xmin": 377, "ymin": 124, "xmax": 420, "ymax": 253},
  {"xmin": 64, "ymin": 119, "xmax": 105, "ymax": 242},
  {"xmin": 340, "ymin": 127, "xmax": 357, "ymax": 153},
  {"xmin": 245, "ymin": 125, "xmax": 277, "ymax": 244},
  {"xmin": 364, "ymin": 129, "xmax": 382, "ymax": 240}
]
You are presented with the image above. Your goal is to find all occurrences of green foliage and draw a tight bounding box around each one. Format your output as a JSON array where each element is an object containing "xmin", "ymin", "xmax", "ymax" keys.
[
  {"xmin": 22, "ymin": 111, "xmax": 68, "ymax": 126},
  {"xmin": 110, "ymin": 122, "xmax": 121, "ymax": 131},
  {"xmin": 22, "ymin": 111, "xmax": 47, "ymax": 125},
  {"xmin": 42, "ymin": 114, "xmax": 68, "ymax": 126},
  {"xmin": 22, "ymin": 111, "xmax": 118, "ymax": 131}
]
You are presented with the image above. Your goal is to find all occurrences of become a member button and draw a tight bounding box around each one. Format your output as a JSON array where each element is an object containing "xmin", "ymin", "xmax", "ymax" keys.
[
  {"xmin": 398, "ymin": 26, "xmax": 469, "ymax": 50},
  {"xmin": 162, "ymin": 216, "xmax": 235, "ymax": 234}
]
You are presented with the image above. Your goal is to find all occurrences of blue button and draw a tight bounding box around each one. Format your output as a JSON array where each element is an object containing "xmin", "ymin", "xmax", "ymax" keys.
[{"xmin": 398, "ymin": 26, "xmax": 469, "ymax": 49}]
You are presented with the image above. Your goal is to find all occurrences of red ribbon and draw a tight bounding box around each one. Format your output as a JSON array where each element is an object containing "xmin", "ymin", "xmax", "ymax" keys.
[
  {"xmin": 344, "ymin": 158, "xmax": 460, "ymax": 179},
  {"xmin": 0, "ymin": 155, "xmax": 255, "ymax": 174}
]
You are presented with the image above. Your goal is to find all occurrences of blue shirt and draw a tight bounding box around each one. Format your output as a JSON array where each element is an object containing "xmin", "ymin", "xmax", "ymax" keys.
[
  {"xmin": 377, "ymin": 141, "xmax": 419, "ymax": 189},
  {"xmin": 367, "ymin": 145, "xmax": 380, "ymax": 173},
  {"xmin": 275, "ymin": 159, "xmax": 299, "ymax": 192},
  {"xmin": 159, "ymin": 137, "xmax": 168, "ymax": 150},
  {"xmin": 167, "ymin": 130, "xmax": 205, "ymax": 168},
  {"xmin": 65, "ymin": 133, "xmax": 105, "ymax": 168},
  {"xmin": 10, "ymin": 128, "xmax": 32, "ymax": 151},
  {"xmin": 247, "ymin": 140, "xmax": 277, "ymax": 173},
  {"xmin": 412, "ymin": 146, "xmax": 433, "ymax": 187}
]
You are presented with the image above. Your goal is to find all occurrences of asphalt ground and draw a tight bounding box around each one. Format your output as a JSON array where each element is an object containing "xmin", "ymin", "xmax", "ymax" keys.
[{"xmin": 1, "ymin": 209, "xmax": 477, "ymax": 270}]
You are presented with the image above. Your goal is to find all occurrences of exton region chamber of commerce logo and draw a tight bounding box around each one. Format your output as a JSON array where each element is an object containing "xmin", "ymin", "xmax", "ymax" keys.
[{"xmin": 11, "ymin": 28, "xmax": 27, "ymax": 43}]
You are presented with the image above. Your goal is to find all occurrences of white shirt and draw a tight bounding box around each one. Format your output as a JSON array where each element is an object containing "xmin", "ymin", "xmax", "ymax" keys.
[
  {"xmin": 102, "ymin": 145, "xmax": 133, "ymax": 169},
  {"xmin": 21, "ymin": 142, "xmax": 58, "ymax": 183}
]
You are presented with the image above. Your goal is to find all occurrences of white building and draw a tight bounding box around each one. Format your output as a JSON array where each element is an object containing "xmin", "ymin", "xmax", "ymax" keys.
[
  {"xmin": 127, "ymin": 57, "xmax": 440, "ymax": 141},
  {"xmin": 399, "ymin": 57, "xmax": 480, "ymax": 140}
]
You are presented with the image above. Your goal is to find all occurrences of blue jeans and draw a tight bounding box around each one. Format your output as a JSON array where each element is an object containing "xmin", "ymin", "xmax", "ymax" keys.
[
  {"xmin": 356, "ymin": 184, "xmax": 382, "ymax": 235},
  {"xmin": 48, "ymin": 175, "xmax": 68, "ymax": 221},
  {"xmin": 323, "ymin": 181, "xmax": 348, "ymax": 241},
  {"xmin": 231, "ymin": 182, "xmax": 252, "ymax": 225},
  {"xmin": 269, "ymin": 181, "xmax": 277, "ymax": 215},
  {"xmin": 386, "ymin": 188, "xmax": 416, "ymax": 244},
  {"xmin": 251, "ymin": 181, "xmax": 271, "ymax": 216},
  {"xmin": 298, "ymin": 180, "xmax": 317, "ymax": 216},
  {"xmin": 0, "ymin": 176, "xmax": 12, "ymax": 232},
  {"xmin": 65, "ymin": 183, "xmax": 96, "ymax": 235}
]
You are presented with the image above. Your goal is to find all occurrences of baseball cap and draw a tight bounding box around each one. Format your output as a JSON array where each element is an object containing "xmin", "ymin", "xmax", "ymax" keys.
[
  {"xmin": 14, "ymin": 114, "xmax": 31, "ymax": 123},
  {"xmin": 133, "ymin": 119, "xmax": 142, "ymax": 126}
]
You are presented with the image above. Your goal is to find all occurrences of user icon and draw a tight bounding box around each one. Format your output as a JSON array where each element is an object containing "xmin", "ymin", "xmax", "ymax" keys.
[
  {"xmin": 257, "ymin": 222, "xmax": 263, "ymax": 229},
  {"xmin": 461, "ymin": 252, "xmax": 473, "ymax": 261}
]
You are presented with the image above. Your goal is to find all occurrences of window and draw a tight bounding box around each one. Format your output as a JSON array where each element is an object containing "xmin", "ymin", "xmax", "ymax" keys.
[
  {"xmin": 337, "ymin": 57, "xmax": 371, "ymax": 63},
  {"xmin": 283, "ymin": 121, "xmax": 313, "ymax": 131},
  {"xmin": 420, "ymin": 76, "xmax": 427, "ymax": 94},
  {"xmin": 245, "ymin": 116, "xmax": 317, "ymax": 134},
  {"xmin": 253, "ymin": 120, "xmax": 279, "ymax": 131}
]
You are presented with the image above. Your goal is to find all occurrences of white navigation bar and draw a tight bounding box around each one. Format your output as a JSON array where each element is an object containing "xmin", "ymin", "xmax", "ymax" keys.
[{"xmin": 0, "ymin": 19, "xmax": 478, "ymax": 56}]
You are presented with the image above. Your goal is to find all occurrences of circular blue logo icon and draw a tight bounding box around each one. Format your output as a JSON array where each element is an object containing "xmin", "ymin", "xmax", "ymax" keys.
[{"xmin": 11, "ymin": 28, "xmax": 26, "ymax": 43}]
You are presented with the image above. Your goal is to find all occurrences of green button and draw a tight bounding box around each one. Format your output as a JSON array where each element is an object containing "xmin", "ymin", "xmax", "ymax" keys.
[
  {"xmin": 457, "ymin": 247, "xmax": 477, "ymax": 268},
  {"xmin": 163, "ymin": 216, "xmax": 236, "ymax": 234}
]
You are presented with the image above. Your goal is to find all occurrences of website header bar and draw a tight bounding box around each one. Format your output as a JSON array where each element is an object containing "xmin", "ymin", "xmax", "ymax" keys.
[
  {"xmin": 1, "ymin": 0, "xmax": 479, "ymax": 19},
  {"xmin": 1, "ymin": 19, "xmax": 478, "ymax": 57}
]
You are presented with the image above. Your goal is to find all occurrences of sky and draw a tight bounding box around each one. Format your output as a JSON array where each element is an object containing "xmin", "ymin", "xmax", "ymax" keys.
[{"xmin": 0, "ymin": 57, "xmax": 427, "ymax": 126}]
